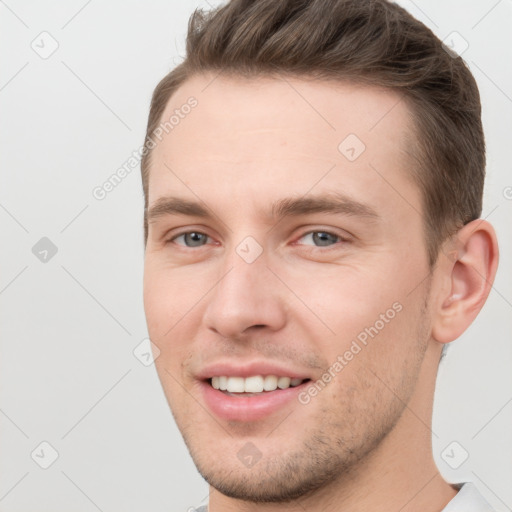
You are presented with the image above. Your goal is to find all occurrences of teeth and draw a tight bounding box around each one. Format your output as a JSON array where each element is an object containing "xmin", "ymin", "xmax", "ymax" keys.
[
  {"xmin": 263, "ymin": 375, "xmax": 278, "ymax": 391},
  {"xmin": 227, "ymin": 376, "xmax": 245, "ymax": 393},
  {"xmin": 244, "ymin": 375, "xmax": 264, "ymax": 393},
  {"xmin": 210, "ymin": 375, "xmax": 306, "ymax": 393},
  {"xmin": 277, "ymin": 376, "xmax": 291, "ymax": 389}
]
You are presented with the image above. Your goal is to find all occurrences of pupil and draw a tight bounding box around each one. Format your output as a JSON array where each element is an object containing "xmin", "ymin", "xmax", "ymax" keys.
[
  {"xmin": 186, "ymin": 232, "xmax": 205, "ymax": 246},
  {"xmin": 313, "ymin": 232, "xmax": 336, "ymax": 246}
]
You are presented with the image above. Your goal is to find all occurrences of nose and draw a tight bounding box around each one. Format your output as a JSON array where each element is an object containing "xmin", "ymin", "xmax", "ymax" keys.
[{"xmin": 202, "ymin": 249, "xmax": 287, "ymax": 339}]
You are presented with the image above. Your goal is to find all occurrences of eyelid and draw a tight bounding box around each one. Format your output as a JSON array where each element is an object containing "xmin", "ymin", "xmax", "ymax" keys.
[
  {"xmin": 172, "ymin": 233, "xmax": 211, "ymax": 246},
  {"xmin": 163, "ymin": 226, "xmax": 353, "ymax": 248},
  {"xmin": 292, "ymin": 227, "xmax": 353, "ymax": 245},
  {"xmin": 165, "ymin": 227, "xmax": 216, "ymax": 246}
]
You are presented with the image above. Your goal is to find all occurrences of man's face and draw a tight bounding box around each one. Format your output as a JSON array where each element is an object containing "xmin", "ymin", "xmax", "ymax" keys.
[{"xmin": 143, "ymin": 74, "xmax": 435, "ymax": 501}]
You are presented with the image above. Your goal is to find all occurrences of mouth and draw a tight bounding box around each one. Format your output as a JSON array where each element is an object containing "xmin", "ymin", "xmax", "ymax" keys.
[
  {"xmin": 209, "ymin": 375, "xmax": 310, "ymax": 396},
  {"xmin": 199, "ymin": 374, "xmax": 312, "ymax": 422}
]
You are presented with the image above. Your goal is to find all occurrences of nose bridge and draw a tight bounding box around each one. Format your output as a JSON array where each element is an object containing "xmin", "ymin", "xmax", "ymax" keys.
[{"xmin": 203, "ymin": 242, "xmax": 286, "ymax": 337}]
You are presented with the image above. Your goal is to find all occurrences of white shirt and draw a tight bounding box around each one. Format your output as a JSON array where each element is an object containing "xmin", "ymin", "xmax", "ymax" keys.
[{"xmin": 441, "ymin": 482, "xmax": 496, "ymax": 512}]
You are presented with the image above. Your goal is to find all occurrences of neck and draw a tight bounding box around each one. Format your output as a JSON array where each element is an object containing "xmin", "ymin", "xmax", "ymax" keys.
[{"xmin": 208, "ymin": 341, "xmax": 458, "ymax": 512}]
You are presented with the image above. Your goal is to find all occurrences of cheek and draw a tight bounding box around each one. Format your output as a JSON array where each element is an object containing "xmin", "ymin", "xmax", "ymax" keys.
[
  {"xmin": 282, "ymin": 263, "xmax": 399, "ymax": 336},
  {"xmin": 315, "ymin": 302, "xmax": 426, "ymax": 432},
  {"xmin": 143, "ymin": 263, "xmax": 211, "ymax": 395},
  {"xmin": 143, "ymin": 261, "xmax": 209, "ymax": 341},
  {"xmin": 280, "ymin": 257, "xmax": 425, "ymax": 373},
  {"xmin": 154, "ymin": 359, "xmax": 189, "ymax": 422}
]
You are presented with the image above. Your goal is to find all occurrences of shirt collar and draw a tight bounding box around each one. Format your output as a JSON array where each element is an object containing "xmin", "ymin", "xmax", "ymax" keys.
[{"xmin": 441, "ymin": 482, "xmax": 495, "ymax": 512}]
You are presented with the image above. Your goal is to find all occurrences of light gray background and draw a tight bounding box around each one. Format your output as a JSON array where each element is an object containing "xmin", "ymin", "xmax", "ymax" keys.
[{"xmin": 1, "ymin": 0, "xmax": 511, "ymax": 511}]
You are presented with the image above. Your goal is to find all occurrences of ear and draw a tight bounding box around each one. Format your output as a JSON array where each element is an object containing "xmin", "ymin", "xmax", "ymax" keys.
[{"xmin": 431, "ymin": 219, "xmax": 499, "ymax": 344}]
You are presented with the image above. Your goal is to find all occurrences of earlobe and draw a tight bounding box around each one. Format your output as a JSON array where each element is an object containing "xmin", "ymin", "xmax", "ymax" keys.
[{"xmin": 432, "ymin": 220, "xmax": 499, "ymax": 344}]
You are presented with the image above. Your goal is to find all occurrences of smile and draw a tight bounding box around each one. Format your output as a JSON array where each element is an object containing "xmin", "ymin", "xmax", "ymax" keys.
[
  {"xmin": 201, "ymin": 376, "xmax": 312, "ymax": 422},
  {"xmin": 210, "ymin": 375, "xmax": 308, "ymax": 394}
]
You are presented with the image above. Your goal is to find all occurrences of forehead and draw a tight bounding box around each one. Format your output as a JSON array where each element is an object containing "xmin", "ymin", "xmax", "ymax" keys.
[{"xmin": 147, "ymin": 73, "xmax": 419, "ymax": 219}]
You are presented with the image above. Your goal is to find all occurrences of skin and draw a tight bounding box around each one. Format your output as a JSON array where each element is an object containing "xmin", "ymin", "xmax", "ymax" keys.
[{"xmin": 143, "ymin": 74, "xmax": 498, "ymax": 512}]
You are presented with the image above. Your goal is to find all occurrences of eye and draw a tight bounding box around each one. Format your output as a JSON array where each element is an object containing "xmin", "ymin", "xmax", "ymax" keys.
[
  {"xmin": 171, "ymin": 231, "xmax": 211, "ymax": 247},
  {"xmin": 296, "ymin": 231, "xmax": 344, "ymax": 247}
]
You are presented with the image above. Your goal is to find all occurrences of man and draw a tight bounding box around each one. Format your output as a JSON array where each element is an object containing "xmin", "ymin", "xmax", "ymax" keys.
[{"xmin": 141, "ymin": 0, "xmax": 499, "ymax": 510}]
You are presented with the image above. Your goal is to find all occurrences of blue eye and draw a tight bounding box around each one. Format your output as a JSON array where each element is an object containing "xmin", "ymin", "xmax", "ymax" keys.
[
  {"xmin": 298, "ymin": 231, "xmax": 342, "ymax": 247},
  {"xmin": 173, "ymin": 232, "xmax": 210, "ymax": 247}
]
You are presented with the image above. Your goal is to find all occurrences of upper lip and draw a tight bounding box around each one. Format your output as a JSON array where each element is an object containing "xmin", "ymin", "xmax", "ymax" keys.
[{"xmin": 196, "ymin": 360, "xmax": 312, "ymax": 381}]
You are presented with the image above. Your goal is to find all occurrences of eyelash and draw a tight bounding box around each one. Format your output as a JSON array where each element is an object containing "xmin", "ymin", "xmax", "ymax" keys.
[
  {"xmin": 168, "ymin": 232, "xmax": 214, "ymax": 247},
  {"xmin": 294, "ymin": 231, "xmax": 348, "ymax": 248},
  {"xmin": 166, "ymin": 229, "xmax": 349, "ymax": 249}
]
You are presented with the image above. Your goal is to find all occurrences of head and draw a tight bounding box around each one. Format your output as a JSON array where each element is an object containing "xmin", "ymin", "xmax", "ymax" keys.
[{"xmin": 142, "ymin": 0, "xmax": 498, "ymax": 504}]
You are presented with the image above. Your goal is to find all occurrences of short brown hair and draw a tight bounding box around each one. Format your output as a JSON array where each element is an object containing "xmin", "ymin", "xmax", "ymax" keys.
[{"xmin": 141, "ymin": 0, "xmax": 485, "ymax": 266}]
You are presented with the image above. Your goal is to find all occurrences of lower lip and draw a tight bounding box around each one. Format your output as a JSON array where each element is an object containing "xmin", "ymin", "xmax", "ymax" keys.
[{"xmin": 200, "ymin": 380, "xmax": 310, "ymax": 422}]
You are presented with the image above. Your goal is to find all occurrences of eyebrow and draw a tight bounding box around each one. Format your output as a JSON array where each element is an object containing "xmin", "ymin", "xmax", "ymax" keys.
[
  {"xmin": 147, "ymin": 197, "xmax": 210, "ymax": 222},
  {"xmin": 146, "ymin": 193, "xmax": 380, "ymax": 223},
  {"xmin": 271, "ymin": 194, "xmax": 379, "ymax": 221}
]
